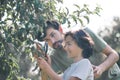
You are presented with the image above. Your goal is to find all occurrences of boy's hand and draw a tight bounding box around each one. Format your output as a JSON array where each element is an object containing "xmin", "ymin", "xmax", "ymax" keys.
[{"xmin": 37, "ymin": 57, "xmax": 50, "ymax": 70}]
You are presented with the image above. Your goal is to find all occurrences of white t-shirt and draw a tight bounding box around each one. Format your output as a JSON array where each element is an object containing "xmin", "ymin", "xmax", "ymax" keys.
[{"xmin": 62, "ymin": 59, "xmax": 93, "ymax": 80}]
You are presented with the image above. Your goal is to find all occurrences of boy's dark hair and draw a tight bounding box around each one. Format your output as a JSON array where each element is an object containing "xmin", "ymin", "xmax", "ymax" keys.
[
  {"xmin": 64, "ymin": 30, "xmax": 93, "ymax": 58},
  {"xmin": 39, "ymin": 20, "xmax": 60, "ymax": 41}
]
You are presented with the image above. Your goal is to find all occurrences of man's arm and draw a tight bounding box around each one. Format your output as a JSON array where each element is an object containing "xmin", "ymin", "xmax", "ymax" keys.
[
  {"xmin": 100, "ymin": 45, "xmax": 119, "ymax": 71},
  {"xmin": 84, "ymin": 27, "xmax": 119, "ymax": 78},
  {"xmin": 94, "ymin": 45, "xmax": 119, "ymax": 77}
]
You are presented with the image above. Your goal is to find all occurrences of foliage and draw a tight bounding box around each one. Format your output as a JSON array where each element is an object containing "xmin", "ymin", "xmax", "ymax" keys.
[
  {"xmin": 57, "ymin": 4, "xmax": 101, "ymax": 27},
  {"xmin": 0, "ymin": 0, "xmax": 101, "ymax": 79}
]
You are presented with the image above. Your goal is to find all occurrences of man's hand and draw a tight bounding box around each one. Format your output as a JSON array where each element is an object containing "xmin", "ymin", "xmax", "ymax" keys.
[{"xmin": 92, "ymin": 65, "xmax": 103, "ymax": 79}]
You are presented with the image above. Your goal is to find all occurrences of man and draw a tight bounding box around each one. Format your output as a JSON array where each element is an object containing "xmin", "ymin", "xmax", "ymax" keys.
[{"xmin": 39, "ymin": 20, "xmax": 120, "ymax": 80}]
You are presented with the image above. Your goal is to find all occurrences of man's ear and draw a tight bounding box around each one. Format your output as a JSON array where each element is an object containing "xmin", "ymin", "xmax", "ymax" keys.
[{"xmin": 59, "ymin": 25, "xmax": 63, "ymax": 33}]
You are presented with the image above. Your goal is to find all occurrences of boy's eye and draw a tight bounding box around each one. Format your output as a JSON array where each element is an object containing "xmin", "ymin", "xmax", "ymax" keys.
[
  {"xmin": 66, "ymin": 42, "xmax": 71, "ymax": 46},
  {"xmin": 68, "ymin": 43, "xmax": 71, "ymax": 45}
]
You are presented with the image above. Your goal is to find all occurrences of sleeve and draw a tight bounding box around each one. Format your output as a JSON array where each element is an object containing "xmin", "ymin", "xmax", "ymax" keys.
[
  {"xmin": 71, "ymin": 60, "xmax": 93, "ymax": 80},
  {"xmin": 84, "ymin": 27, "xmax": 107, "ymax": 52}
]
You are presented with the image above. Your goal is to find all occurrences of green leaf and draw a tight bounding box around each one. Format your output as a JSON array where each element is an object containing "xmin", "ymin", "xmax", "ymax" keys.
[
  {"xmin": 73, "ymin": 4, "xmax": 80, "ymax": 9},
  {"xmin": 78, "ymin": 18, "xmax": 83, "ymax": 26},
  {"xmin": 83, "ymin": 16, "xmax": 89, "ymax": 23},
  {"xmin": 70, "ymin": 15, "xmax": 77, "ymax": 24}
]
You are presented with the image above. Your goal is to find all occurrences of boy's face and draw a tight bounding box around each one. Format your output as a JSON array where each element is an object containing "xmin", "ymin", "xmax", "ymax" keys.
[
  {"xmin": 64, "ymin": 35, "xmax": 82, "ymax": 59},
  {"xmin": 44, "ymin": 27, "xmax": 63, "ymax": 49}
]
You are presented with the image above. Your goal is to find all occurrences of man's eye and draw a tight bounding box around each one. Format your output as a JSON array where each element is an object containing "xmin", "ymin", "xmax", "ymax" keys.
[{"xmin": 51, "ymin": 33, "xmax": 55, "ymax": 37}]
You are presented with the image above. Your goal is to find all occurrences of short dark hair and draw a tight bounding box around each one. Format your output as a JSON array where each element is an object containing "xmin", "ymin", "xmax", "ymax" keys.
[
  {"xmin": 64, "ymin": 30, "xmax": 93, "ymax": 58},
  {"xmin": 45, "ymin": 20, "xmax": 60, "ymax": 30},
  {"xmin": 39, "ymin": 20, "xmax": 60, "ymax": 41}
]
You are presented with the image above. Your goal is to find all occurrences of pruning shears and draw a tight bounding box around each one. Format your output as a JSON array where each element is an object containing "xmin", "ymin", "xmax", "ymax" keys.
[{"xmin": 32, "ymin": 41, "xmax": 48, "ymax": 71}]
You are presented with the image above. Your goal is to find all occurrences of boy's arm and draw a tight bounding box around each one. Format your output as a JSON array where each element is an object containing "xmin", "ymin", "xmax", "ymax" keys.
[{"xmin": 37, "ymin": 57, "xmax": 62, "ymax": 80}]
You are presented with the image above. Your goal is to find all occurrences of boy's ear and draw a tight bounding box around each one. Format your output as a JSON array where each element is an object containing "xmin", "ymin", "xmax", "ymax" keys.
[{"xmin": 59, "ymin": 25, "xmax": 63, "ymax": 33}]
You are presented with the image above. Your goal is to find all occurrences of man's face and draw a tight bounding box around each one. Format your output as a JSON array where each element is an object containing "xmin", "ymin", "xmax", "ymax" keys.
[{"xmin": 44, "ymin": 27, "xmax": 63, "ymax": 49}]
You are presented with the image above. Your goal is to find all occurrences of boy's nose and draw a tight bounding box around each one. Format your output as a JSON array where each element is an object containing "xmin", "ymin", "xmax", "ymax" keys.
[{"xmin": 63, "ymin": 45, "xmax": 67, "ymax": 51}]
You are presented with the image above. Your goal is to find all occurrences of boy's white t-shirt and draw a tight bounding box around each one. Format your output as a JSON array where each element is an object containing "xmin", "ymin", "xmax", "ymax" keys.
[{"xmin": 62, "ymin": 59, "xmax": 94, "ymax": 80}]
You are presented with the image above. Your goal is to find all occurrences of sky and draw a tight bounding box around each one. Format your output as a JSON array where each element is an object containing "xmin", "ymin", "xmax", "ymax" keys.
[{"xmin": 62, "ymin": 0, "xmax": 120, "ymax": 33}]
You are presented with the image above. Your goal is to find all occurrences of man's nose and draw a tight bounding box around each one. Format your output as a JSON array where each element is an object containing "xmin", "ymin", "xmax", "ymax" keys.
[{"xmin": 50, "ymin": 38, "xmax": 56, "ymax": 44}]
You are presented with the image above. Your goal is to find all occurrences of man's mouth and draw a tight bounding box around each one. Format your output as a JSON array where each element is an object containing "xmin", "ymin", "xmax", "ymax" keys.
[
  {"xmin": 53, "ymin": 40, "xmax": 63, "ymax": 49},
  {"xmin": 53, "ymin": 43, "xmax": 59, "ymax": 49}
]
